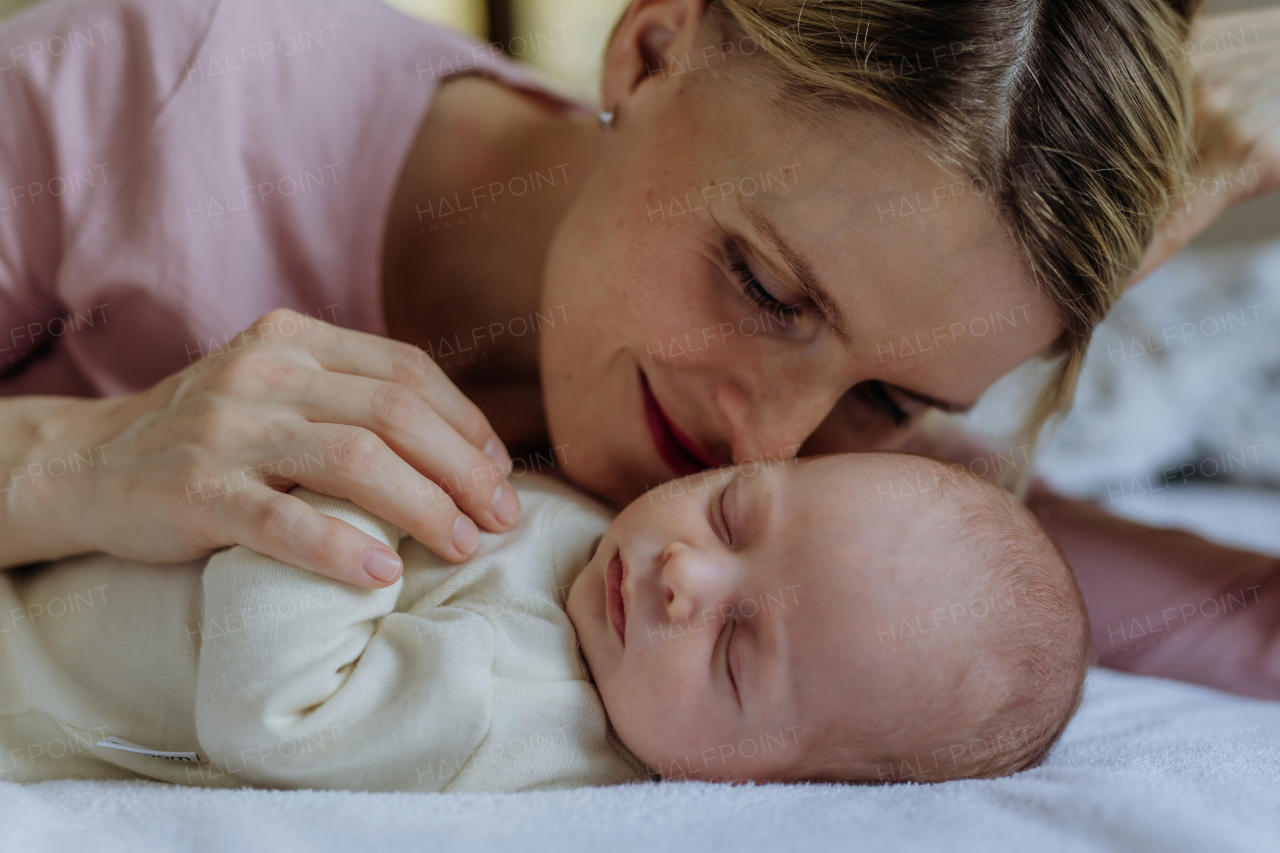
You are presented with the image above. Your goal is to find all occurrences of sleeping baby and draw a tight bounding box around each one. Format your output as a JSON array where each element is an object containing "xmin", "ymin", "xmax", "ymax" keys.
[{"xmin": 0, "ymin": 453, "xmax": 1088, "ymax": 789}]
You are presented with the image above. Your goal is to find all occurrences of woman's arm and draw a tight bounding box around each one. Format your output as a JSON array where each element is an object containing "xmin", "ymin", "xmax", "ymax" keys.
[
  {"xmin": 0, "ymin": 394, "xmax": 115, "ymax": 567},
  {"xmin": 1027, "ymin": 485, "xmax": 1280, "ymax": 700},
  {"xmin": 0, "ymin": 311, "xmax": 522, "ymax": 585}
]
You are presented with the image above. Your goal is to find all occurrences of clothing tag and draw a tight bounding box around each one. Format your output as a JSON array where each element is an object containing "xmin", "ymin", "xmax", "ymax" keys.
[{"xmin": 96, "ymin": 735, "xmax": 201, "ymax": 763}]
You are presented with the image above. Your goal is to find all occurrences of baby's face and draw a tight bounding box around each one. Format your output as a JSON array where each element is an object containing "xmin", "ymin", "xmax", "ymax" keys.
[{"xmin": 567, "ymin": 454, "xmax": 959, "ymax": 781}]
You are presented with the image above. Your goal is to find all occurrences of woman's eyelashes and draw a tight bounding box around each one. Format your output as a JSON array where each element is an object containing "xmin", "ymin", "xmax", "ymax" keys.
[
  {"xmin": 724, "ymin": 242, "xmax": 803, "ymax": 326},
  {"xmin": 731, "ymin": 258, "xmax": 799, "ymax": 322}
]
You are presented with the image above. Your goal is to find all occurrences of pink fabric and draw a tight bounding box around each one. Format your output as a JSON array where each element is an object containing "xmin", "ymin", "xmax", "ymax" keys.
[
  {"xmin": 0, "ymin": 0, "xmax": 578, "ymax": 397},
  {"xmin": 1070, "ymin": 524, "xmax": 1280, "ymax": 701}
]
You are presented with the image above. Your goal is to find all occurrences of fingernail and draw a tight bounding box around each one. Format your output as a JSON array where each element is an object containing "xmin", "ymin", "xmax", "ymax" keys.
[
  {"xmin": 484, "ymin": 436, "xmax": 512, "ymax": 471},
  {"xmin": 363, "ymin": 547, "xmax": 402, "ymax": 583},
  {"xmin": 492, "ymin": 482, "xmax": 520, "ymax": 526},
  {"xmin": 452, "ymin": 514, "xmax": 480, "ymax": 556}
]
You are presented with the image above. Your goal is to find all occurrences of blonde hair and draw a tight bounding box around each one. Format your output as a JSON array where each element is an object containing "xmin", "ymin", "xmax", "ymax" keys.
[{"xmin": 609, "ymin": 0, "xmax": 1200, "ymax": 449}]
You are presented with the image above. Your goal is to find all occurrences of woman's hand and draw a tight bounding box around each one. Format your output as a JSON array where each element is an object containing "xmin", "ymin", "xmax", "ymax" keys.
[
  {"xmin": 1134, "ymin": 8, "xmax": 1280, "ymax": 282},
  {"xmin": 20, "ymin": 309, "xmax": 520, "ymax": 586}
]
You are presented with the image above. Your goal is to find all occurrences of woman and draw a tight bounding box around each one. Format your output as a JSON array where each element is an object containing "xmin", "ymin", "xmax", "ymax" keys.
[{"xmin": 1, "ymin": 0, "xmax": 1276, "ymax": 693}]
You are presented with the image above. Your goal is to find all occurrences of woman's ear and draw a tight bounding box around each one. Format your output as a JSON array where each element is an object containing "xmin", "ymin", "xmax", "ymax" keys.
[{"xmin": 600, "ymin": 0, "xmax": 709, "ymax": 110}]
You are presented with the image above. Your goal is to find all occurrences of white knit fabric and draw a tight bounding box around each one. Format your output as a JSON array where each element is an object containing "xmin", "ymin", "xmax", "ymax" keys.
[{"xmin": 0, "ymin": 475, "xmax": 647, "ymax": 792}]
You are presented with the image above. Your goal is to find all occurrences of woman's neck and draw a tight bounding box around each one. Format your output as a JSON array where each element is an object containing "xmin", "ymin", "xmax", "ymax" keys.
[{"xmin": 381, "ymin": 76, "xmax": 604, "ymax": 385}]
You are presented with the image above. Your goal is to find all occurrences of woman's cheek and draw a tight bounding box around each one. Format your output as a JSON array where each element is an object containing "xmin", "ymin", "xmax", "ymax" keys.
[{"xmin": 629, "ymin": 254, "xmax": 734, "ymax": 357}]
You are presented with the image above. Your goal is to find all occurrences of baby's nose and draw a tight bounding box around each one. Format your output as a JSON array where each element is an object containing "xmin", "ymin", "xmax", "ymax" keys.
[{"xmin": 660, "ymin": 543, "xmax": 715, "ymax": 622}]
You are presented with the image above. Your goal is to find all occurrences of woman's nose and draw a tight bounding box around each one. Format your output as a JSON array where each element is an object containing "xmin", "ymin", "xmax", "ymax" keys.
[
  {"xmin": 714, "ymin": 378, "xmax": 833, "ymax": 465},
  {"xmin": 660, "ymin": 542, "xmax": 721, "ymax": 623}
]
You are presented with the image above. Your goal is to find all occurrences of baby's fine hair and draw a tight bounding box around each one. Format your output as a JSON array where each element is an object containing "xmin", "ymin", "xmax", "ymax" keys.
[
  {"xmin": 797, "ymin": 454, "xmax": 1090, "ymax": 784},
  {"xmin": 914, "ymin": 462, "xmax": 1091, "ymax": 780}
]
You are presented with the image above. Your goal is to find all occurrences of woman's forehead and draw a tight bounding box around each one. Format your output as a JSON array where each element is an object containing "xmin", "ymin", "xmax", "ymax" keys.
[
  {"xmin": 682, "ymin": 87, "xmax": 1044, "ymax": 315},
  {"xmin": 710, "ymin": 159, "xmax": 1058, "ymax": 401}
]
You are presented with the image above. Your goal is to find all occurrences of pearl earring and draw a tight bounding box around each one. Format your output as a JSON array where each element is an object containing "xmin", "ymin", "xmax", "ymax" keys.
[{"xmin": 597, "ymin": 109, "xmax": 616, "ymax": 131}]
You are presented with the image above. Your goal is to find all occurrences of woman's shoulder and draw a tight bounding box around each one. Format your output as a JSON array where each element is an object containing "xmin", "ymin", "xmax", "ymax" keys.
[
  {"xmin": 0, "ymin": 0, "xmax": 217, "ymax": 65},
  {"xmin": 0, "ymin": 0, "xmax": 218, "ymax": 185}
]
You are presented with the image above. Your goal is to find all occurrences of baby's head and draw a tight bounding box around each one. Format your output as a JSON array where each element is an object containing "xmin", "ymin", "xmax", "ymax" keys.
[{"xmin": 566, "ymin": 453, "xmax": 1088, "ymax": 784}]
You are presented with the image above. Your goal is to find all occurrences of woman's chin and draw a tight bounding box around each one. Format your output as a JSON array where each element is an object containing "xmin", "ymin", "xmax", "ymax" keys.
[{"xmin": 554, "ymin": 436, "xmax": 657, "ymax": 509}]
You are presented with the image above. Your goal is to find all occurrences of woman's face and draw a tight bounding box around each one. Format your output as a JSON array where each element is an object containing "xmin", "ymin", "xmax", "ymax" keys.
[{"xmin": 538, "ymin": 0, "xmax": 1061, "ymax": 507}]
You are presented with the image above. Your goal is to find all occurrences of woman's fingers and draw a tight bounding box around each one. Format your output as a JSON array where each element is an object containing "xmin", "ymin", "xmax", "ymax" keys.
[
  {"xmin": 295, "ymin": 312, "xmax": 514, "ymax": 472},
  {"xmin": 280, "ymin": 421, "xmax": 493, "ymax": 563},
  {"xmin": 221, "ymin": 486, "xmax": 405, "ymax": 588},
  {"xmin": 122, "ymin": 309, "xmax": 524, "ymax": 574},
  {"xmin": 62, "ymin": 309, "xmax": 528, "ymax": 582},
  {"xmin": 293, "ymin": 370, "xmax": 520, "ymax": 534}
]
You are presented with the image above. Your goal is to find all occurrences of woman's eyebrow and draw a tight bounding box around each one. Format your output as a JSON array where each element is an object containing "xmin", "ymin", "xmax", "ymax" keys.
[{"xmin": 740, "ymin": 202, "xmax": 852, "ymax": 346}]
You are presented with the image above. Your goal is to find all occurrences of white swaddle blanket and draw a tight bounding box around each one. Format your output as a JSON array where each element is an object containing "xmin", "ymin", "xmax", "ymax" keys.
[{"xmin": 0, "ymin": 476, "xmax": 644, "ymax": 792}]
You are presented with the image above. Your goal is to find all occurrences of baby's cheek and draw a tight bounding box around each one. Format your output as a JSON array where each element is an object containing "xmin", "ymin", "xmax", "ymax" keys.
[
  {"xmin": 638, "ymin": 669, "xmax": 718, "ymax": 759},
  {"xmin": 600, "ymin": 665, "xmax": 672, "ymax": 758}
]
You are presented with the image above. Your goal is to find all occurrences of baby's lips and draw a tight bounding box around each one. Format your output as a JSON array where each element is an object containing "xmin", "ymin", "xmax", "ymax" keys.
[{"xmin": 607, "ymin": 550, "xmax": 628, "ymax": 645}]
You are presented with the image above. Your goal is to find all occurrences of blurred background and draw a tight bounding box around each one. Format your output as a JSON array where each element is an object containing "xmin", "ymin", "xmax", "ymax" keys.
[{"xmin": 1, "ymin": 0, "xmax": 1277, "ymax": 546}]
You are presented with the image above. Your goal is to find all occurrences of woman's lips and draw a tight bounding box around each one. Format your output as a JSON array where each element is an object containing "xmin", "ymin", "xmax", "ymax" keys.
[
  {"xmin": 639, "ymin": 370, "xmax": 709, "ymax": 477},
  {"xmin": 606, "ymin": 550, "xmax": 627, "ymax": 646}
]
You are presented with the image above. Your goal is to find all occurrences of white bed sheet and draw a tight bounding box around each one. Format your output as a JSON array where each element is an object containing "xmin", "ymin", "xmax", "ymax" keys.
[{"xmin": 4, "ymin": 485, "xmax": 1279, "ymax": 853}]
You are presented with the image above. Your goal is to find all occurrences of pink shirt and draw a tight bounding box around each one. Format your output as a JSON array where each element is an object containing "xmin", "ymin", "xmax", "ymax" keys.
[{"xmin": 0, "ymin": 0, "xmax": 575, "ymax": 397}]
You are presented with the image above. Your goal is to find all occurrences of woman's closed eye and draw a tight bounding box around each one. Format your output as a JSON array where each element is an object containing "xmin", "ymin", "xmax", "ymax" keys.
[
  {"xmin": 725, "ymin": 241, "xmax": 805, "ymax": 329},
  {"xmin": 855, "ymin": 380, "xmax": 927, "ymax": 427},
  {"xmin": 732, "ymin": 258, "xmax": 799, "ymax": 323}
]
